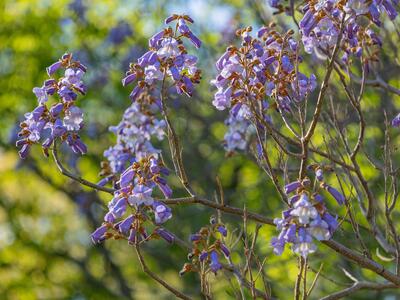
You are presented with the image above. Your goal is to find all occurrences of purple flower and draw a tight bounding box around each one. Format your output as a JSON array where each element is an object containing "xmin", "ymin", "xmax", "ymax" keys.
[
  {"xmin": 129, "ymin": 85, "xmax": 143, "ymax": 101},
  {"xmin": 128, "ymin": 229, "xmax": 137, "ymax": 245},
  {"xmin": 315, "ymin": 168, "xmax": 323, "ymax": 181},
  {"xmin": 119, "ymin": 167, "xmax": 135, "ymax": 188},
  {"xmin": 32, "ymin": 87, "xmax": 48, "ymax": 104},
  {"xmin": 322, "ymin": 183, "xmax": 345, "ymax": 205},
  {"xmin": 157, "ymin": 182, "xmax": 173, "ymax": 198},
  {"xmin": 63, "ymin": 68, "xmax": 85, "ymax": 86},
  {"xmin": 274, "ymin": 217, "xmax": 285, "ymax": 230},
  {"xmin": 293, "ymin": 227, "xmax": 316, "ymax": 258},
  {"xmin": 271, "ymin": 235, "xmax": 286, "ymax": 255},
  {"xmin": 104, "ymin": 212, "xmax": 115, "ymax": 223},
  {"xmin": 149, "ymin": 30, "xmax": 165, "ymax": 48},
  {"xmin": 153, "ymin": 201, "xmax": 172, "ymax": 224},
  {"xmin": 381, "ymin": 0, "xmax": 398, "ymax": 20},
  {"xmin": 220, "ymin": 243, "xmax": 230, "ymax": 258},
  {"xmin": 66, "ymin": 135, "xmax": 87, "ymax": 155},
  {"xmin": 63, "ymin": 106, "xmax": 83, "ymax": 131},
  {"xmin": 144, "ymin": 64, "xmax": 163, "ymax": 84},
  {"xmin": 155, "ymin": 227, "xmax": 175, "ymax": 243},
  {"xmin": 50, "ymin": 103, "xmax": 64, "ymax": 117},
  {"xmin": 392, "ymin": 113, "xmax": 400, "ymax": 127},
  {"xmin": 290, "ymin": 194, "xmax": 318, "ymax": 224},
  {"xmin": 223, "ymin": 104, "xmax": 252, "ymax": 152},
  {"xmin": 58, "ymin": 86, "xmax": 77, "ymax": 101},
  {"xmin": 110, "ymin": 197, "xmax": 127, "ymax": 218},
  {"xmin": 217, "ymin": 225, "xmax": 227, "ymax": 237},
  {"xmin": 91, "ymin": 224, "xmax": 108, "ymax": 244},
  {"xmin": 190, "ymin": 234, "xmax": 202, "ymax": 242},
  {"xmin": 283, "ymin": 224, "xmax": 297, "ymax": 242},
  {"xmin": 128, "ymin": 184, "xmax": 153, "ymax": 206},
  {"xmin": 289, "ymin": 194, "xmax": 300, "ymax": 205},
  {"xmin": 18, "ymin": 143, "xmax": 31, "ymax": 159},
  {"xmin": 309, "ymin": 217, "xmax": 331, "ymax": 240},
  {"xmin": 284, "ymin": 181, "xmax": 301, "ymax": 194},
  {"xmin": 187, "ymin": 32, "xmax": 201, "ymax": 48},
  {"xmin": 51, "ymin": 118, "xmax": 67, "ymax": 137},
  {"xmin": 213, "ymin": 86, "xmax": 232, "ymax": 110},
  {"xmin": 199, "ymin": 250, "xmax": 208, "ymax": 261},
  {"xmin": 314, "ymin": 193, "xmax": 324, "ymax": 203},
  {"xmin": 103, "ymin": 102, "xmax": 165, "ymax": 174},
  {"xmin": 118, "ymin": 215, "xmax": 134, "ymax": 235},
  {"xmin": 300, "ymin": 10, "xmax": 318, "ymax": 37},
  {"xmin": 157, "ymin": 38, "xmax": 180, "ymax": 58},
  {"xmin": 209, "ymin": 251, "xmax": 222, "ymax": 274},
  {"xmin": 122, "ymin": 73, "xmax": 137, "ymax": 86},
  {"xmin": 17, "ymin": 53, "xmax": 88, "ymax": 159},
  {"xmin": 322, "ymin": 212, "xmax": 339, "ymax": 233},
  {"xmin": 31, "ymin": 18, "xmax": 206, "ymax": 246},
  {"xmin": 46, "ymin": 61, "xmax": 62, "ymax": 76},
  {"xmin": 165, "ymin": 14, "xmax": 178, "ymax": 24},
  {"xmin": 281, "ymin": 55, "xmax": 294, "ymax": 72},
  {"xmin": 138, "ymin": 51, "xmax": 158, "ymax": 67},
  {"xmin": 149, "ymin": 157, "xmax": 160, "ymax": 174},
  {"xmin": 177, "ymin": 18, "xmax": 190, "ymax": 34}
]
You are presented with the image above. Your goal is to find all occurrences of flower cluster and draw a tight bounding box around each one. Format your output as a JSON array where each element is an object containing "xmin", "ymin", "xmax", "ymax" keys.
[
  {"xmin": 180, "ymin": 217, "xmax": 230, "ymax": 276},
  {"xmin": 100, "ymin": 14, "xmax": 202, "ymax": 181},
  {"xmin": 223, "ymin": 104, "xmax": 253, "ymax": 152},
  {"xmin": 101, "ymin": 96, "xmax": 166, "ymax": 178},
  {"xmin": 95, "ymin": 96, "xmax": 173, "ymax": 243},
  {"xmin": 16, "ymin": 53, "xmax": 88, "ymax": 159},
  {"xmin": 91, "ymin": 204, "xmax": 174, "ymax": 245},
  {"xmin": 122, "ymin": 14, "xmax": 201, "ymax": 102},
  {"xmin": 271, "ymin": 167, "xmax": 344, "ymax": 257},
  {"xmin": 300, "ymin": 0, "xmax": 398, "ymax": 63},
  {"xmin": 91, "ymin": 156, "xmax": 174, "ymax": 245},
  {"xmin": 212, "ymin": 25, "xmax": 316, "ymax": 152},
  {"xmin": 93, "ymin": 14, "xmax": 202, "ymax": 246}
]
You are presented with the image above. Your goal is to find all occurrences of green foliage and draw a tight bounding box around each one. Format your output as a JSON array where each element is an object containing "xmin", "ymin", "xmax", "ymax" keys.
[{"xmin": 0, "ymin": 1, "xmax": 399, "ymax": 299}]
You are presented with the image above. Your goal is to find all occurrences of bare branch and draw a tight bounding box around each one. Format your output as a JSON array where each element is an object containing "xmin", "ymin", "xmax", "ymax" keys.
[
  {"xmin": 51, "ymin": 141, "xmax": 115, "ymax": 194},
  {"xmin": 134, "ymin": 244, "xmax": 193, "ymax": 300},
  {"xmin": 320, "ymin": 281, "xmax": 397, "ymax": 300}
]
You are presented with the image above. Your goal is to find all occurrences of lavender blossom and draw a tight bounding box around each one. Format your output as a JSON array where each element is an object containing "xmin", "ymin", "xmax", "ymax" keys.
[
  {"xmin": 309, "ymin": 217, "xmax": 331, "ymax": 240},
  {"xmin": 272, "ymin": 172, "xmax": 343, "ymax": 258},
  {"xmin": 155, "ymin": 227, "xmax": 175, "ymax": 243},
  {"xmin": 292, "ymin": 227, "xmax": 317, "ymax": 258},
  {"xmin": 153, "ymin": 201, "xmax": 172, "ymax": 224},
  {"xmin": 392, "ymin": 113, "xmax": 400, "ymax": 127},
  {"xmin": 209, "ymin": 251, "xmax": 222, "ymax": 274},
  {"xmin": 16, "ymin": 53, "xmax": 88, "ymax": 159},
  {"xmin": 290, "ymin": 194, "xmax": 318, "ymax": 224},
  {"xmin": 213, "ymin": 25, "xmax": 316, "ymax": 154},
  {"xmin": 285, "ymin": 181, "xmax": 301, "ymax": 194},
  {"xmin": 91, "ymin": 224, "xmax": 108, "ymax": 244},
  {"xmin": 299, "ymin": 0, "xmax": 398, "ymax": 62},
  {"xmin": 121, "ymin": 14, "xmax": 201, "ymax": 104},
  {"xmin": 322, "ymin": 183, "xmax": 345, "ymax": 205}
]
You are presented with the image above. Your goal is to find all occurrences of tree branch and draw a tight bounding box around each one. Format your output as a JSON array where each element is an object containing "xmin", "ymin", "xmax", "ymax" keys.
[
  {"xmin": 320, "ymin": 281, "xmax": 397, "ymax": 300},
  {"xmin": 134, "ymin": 244, "xmax": 193, "ymax": 300},
  {"xmin": 51, "ymin": 141, "xmax": 115, "ymax": 194}
]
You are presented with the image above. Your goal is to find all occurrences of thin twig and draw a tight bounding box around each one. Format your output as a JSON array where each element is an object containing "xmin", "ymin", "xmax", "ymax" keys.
[
  {"xmin": 320, "ymin": 281, "xmax": 397, "ymax": 300},
  {"xmin": 51, "ymin": 141, "xmax": 115, "ymax": 194},
  {"xmin": 134, "ymin": 244, "xmax": 193, "ymax": 300}
]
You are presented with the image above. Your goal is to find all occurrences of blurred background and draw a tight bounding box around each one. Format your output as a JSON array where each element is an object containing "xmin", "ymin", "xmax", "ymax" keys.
[{"xmin": 0, "ymin": 0, "xmax": 399, "ymax": 299}]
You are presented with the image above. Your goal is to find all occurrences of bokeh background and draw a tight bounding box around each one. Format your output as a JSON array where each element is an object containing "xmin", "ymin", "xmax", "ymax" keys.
[{"xmin": 1, "ymin": 0, "xmax": 399, "ymax": 299}]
